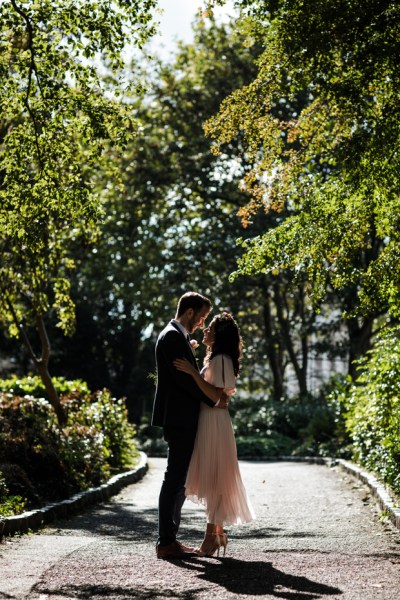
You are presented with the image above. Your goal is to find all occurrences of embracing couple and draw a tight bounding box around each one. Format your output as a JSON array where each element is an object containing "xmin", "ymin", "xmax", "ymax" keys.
[{"xmin": 152, "ymin": 291, "xmax": 255, "ymax": 560}]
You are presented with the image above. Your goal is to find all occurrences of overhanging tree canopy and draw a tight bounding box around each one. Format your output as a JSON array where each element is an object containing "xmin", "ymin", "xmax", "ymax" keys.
[
  {"xmin": 0, "ymin": 0, "xmax": 156, "ymax": 423},
  {"xmin": 205, "ymin": 0, "xmax": 400, "ymax": 319}
]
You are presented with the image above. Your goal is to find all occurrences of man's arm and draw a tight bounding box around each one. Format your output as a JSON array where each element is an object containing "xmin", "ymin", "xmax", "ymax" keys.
[{"xmin": 173, "ymin": 357, "xmax": 231, "ymax": 409}]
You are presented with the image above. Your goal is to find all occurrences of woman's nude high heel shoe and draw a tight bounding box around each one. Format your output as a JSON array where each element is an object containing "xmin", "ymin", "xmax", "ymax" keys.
[
  {"xmin": 197, "ymin": 527, "xmax": 228, "ymax": 557},
  {"xmin": 196, "ymin": 532, "xmax": 220, "ymax": 557}
]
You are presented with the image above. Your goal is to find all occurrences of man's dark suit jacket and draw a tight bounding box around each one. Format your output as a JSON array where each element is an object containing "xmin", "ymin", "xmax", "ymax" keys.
[{"xmin": 151, "ymin": 321, "xmax": 216, "ymax": 428}]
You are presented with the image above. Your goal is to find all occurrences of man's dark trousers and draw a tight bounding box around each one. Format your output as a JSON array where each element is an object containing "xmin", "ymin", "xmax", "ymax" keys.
[{"xmin": 158, "ymin": 426, "xmax": 197, "ymax": 545}]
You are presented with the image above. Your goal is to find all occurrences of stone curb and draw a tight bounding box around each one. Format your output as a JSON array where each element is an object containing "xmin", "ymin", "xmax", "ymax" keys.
[
  {"xmin": 0, "ymin": 451, "xmax": 148, "ymax": 540},
  {"xmin": 239, "ymin": 455, "xmax": 335, "ymax": 465},
  {"xmin": 336, "ymin": 458, "xmax": 400, "ymax": 530}
]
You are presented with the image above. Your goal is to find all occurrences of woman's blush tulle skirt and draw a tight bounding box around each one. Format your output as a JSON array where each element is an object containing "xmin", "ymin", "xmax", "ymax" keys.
[{"xmin": 185, "ymin": 404, "xmax": 255, "ymax": 526}]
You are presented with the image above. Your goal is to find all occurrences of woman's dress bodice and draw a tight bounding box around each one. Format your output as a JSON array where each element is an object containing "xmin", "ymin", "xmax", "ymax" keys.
[{"xmin": 200, "ymin": 354, "xmax": 236, "ymax": 410}]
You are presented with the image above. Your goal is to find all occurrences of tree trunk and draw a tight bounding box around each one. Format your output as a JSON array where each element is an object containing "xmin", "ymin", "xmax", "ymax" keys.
[
  {"xmin": 34, "ymin": 315, "xmax": 67, "ymax": 425},
  {"xmin": 36, "ymin": 359, "xmax": 67, "ymax": 425},
  {"xmin": 273, "ymin": 282, "xmax": 309, "ymax": 397},
  {"xmin": 298, "ymin": 286, "xmax": 309, "ymax": 394},
  {"xmin": 6, "ymin": 298, "xmax": 66, "ymax": 426},
  {"xmin": 262, "ymin": 294, "xmax": 285, "ymax": 401},
  {"xmin": 346, "ymin": 316, "xmax": 374, "ymax": 379}
]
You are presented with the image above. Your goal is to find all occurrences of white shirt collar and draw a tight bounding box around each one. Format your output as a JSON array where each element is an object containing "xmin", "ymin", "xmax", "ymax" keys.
[{"xmin": 172, "ymin": 319, "xmax": 189, "ymax": 339}]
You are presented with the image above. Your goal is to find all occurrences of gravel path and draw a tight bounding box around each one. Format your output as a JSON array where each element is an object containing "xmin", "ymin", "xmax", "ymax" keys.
[{"xmin": 1, "ymin": 459, "xmax": 400, "ymax": 599}]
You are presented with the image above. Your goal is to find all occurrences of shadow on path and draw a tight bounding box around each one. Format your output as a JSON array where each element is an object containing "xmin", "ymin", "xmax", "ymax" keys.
[
  {"xmin": 34, "ymin": 557, "xmax": 342, "ymax": 600},
  {"xmin": 53, "ymin": 502, "xmax": 159, "ymax": 541},
  {"xmin": 52, "ymin": 501, "xmax": 293, "ymax": 544},
  {"xmin": 177, "ymin": 556, "xmax": 343, "ymax": 599},
  {"xmin": 53, "ymin": 500, "xmax": 320, "ymax": 547}
]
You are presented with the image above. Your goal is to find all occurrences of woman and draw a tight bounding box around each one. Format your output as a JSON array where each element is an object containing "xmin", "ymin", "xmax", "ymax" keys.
[{"xmin": 173, "ymin": 312, "xmax": 255, "ymax": 557}]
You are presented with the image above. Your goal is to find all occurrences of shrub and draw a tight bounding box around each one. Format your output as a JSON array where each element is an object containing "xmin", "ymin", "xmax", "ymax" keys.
[
  {"xmin": 236, "ymin": 433, "xmax": 295, "ymax": 458},
  {"xmin": 63, "ymin": 389, "xmax": 138, "ymax": 471},
  {"xmin": 342, "ymin": 326, "xmax": 400, "ymax": 495},
  {"xmin": 0, "ymin": 470, "xmax": 26, "ymax": 517},
  {"xmin": 0, "ymin": 377, "xmax": 138, "ymax": 514},
  {"xmin": 0, "ymin": 374, "xmax": 90, "ymax": 398},
  {"xmin": 231, "ymin": 380, "xmax": 350, "ymax": 458},
  {"xmin": 294, "ymin": 376, "xmax": 352, "ymax": 458}
]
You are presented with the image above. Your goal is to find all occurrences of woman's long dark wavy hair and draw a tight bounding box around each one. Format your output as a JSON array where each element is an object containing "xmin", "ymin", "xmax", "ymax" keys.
[{"xmin": 204, "ymin": 312, "xmax": 242, "ymax": 376}]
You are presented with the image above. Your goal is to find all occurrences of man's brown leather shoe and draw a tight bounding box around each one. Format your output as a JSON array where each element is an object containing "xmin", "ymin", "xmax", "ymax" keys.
[
  {"xmin": 176, "ymin": 540, "xmax": 196, "ymax": 553},
  {"xmin": 156, "ymin": 541, "xmax": 195, "ymax": 559}
]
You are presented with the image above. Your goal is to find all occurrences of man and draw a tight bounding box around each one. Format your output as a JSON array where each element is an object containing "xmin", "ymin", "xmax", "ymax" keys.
[{"xmin": 152, "ymin": 291, "xmax": 229, "ymax": 559}]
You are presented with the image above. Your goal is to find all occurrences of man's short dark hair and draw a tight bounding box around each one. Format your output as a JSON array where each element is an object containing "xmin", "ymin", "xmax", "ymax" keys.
[{"xmin": 176, "ymin": 292, "xmax": 212, "ymax": 317}]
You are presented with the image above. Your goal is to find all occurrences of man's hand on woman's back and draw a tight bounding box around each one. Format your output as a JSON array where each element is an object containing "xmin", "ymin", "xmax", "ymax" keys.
[{"xmin": 216, "ymin": 391, "xmax": 230, "ymax": 409}]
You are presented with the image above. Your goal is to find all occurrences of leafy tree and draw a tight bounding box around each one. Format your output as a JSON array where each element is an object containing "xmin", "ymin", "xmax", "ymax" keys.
[
  {"xmin": 0, "ymin": 0, "xmax": 156, "ymax": 423},
  {"xmin": 205, "ymin": 0, "xmax": 400, "ymax": 336}
]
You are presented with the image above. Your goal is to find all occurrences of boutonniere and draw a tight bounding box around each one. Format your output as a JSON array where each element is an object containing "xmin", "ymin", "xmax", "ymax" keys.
[{"xmin": 190, "ymin": 339, "xmax": 199, "ymax": 352}]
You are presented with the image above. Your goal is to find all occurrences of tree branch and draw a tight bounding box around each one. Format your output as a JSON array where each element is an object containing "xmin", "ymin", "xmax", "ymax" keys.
[
  {"xmin": 11, "ymin": 0, "xmax": 44, "ymax": 171},
  {"xmin": 36, "ymin": 314, "xmax": 51, "ymax": 366},
  {"xmin": 273, "ymin": 282, "xmax": 308, "ymax": 395}
]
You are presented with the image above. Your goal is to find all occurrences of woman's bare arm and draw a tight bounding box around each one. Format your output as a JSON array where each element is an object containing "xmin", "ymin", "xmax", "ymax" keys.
[{"xmin": 173, "ymin": 358, "xmax": 222, "ymax": 403}]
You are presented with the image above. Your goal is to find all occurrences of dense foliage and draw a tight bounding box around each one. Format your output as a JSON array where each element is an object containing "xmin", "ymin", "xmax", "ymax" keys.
[
  {"xmin": 0, "ymin": 377, "xmax": 137, "ymax": 516},
  {"xmin": 231, "ymin": 376, "xmax": 350, "ymax": 458},
  {"xmin": 340, "ymin": 328, "xmax": 400, "ymax": 495}
]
